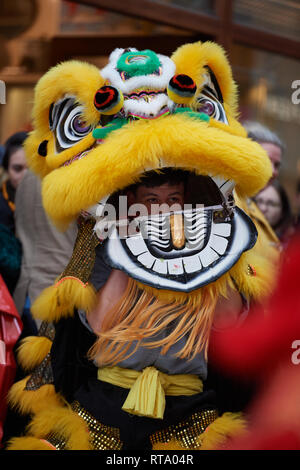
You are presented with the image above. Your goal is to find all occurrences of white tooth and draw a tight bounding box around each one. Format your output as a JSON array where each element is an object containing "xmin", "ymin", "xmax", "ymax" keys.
[
  {"xmin": 212, "ymin": 222, "xmax": 231, "ymax": 237},
  {"xmin": 167, "ymin": 258, "xmax": 184, "ymax": 275},
  {"xmin": 219, "ymin": 180, "xmax": 235, "ymax": 197},
  {"xmin": 152, "ymin": 259, "xmax": 168, "ymax": 274},
  {"xmin": 211, "ymin": 176, "xmax": 225, "ymax": 188},
  {"xmin": 199, "ymin": 246, "xmax": 219, "ymax": 267},
  {"xmin": 126, "ymin": 236, "xmax": 148, "ymax": 256},
  {"xmin": 137, "ymin": 252, "xmax": 156, "ymax": 269},
  {"xmin": 211, "ymin": 177, "xmax": 235, "ymax": 199},
  {"xmin": 209, "ymin": 234, "xmax": 228, "ymax": 255},
  {"xmin": 182, "ymin": 254, "xmax": 202, "ymax": 273}
]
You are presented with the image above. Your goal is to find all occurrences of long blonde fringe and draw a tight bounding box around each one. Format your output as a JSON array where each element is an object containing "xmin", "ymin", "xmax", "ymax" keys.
[{"xmin": 88, "ymin": 277, "xmax": 227, "ymax": 367}]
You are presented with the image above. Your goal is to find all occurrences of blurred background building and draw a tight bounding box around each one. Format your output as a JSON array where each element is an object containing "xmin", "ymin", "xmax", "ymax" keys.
[{"xmin": 0, "ymin": 0, "xmax": 299, "ymax": 206}]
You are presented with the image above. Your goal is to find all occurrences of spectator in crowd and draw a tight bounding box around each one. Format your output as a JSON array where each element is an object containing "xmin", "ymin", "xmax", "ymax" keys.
[
  {"xmin": 0, "ymin": 145, "xmax": 5, "ymax": 182},
  {"xmin": 255, "ymin": 180, "xmax": 295, "ymax": 248},
  {"xmin": 0, "ymin": 132, "xmax": 27, "ymax": 295},
  {"xmin": 0, "ymin": 132, "xmax": 28, "ymax": 232},
  {"xmin": 13, "ymin": 170, "xmax": 78, "ymax": 331},
  {"xmin": 240, "ymin": 122, "xmax": 286, "ymax": 255},
  {"xmin": 243, "ymin": 121, "xmax": 284, "ymax": 186}
]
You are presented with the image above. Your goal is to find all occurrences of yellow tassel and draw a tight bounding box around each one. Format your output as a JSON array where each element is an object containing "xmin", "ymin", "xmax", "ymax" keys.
[
  {"xmin": 197, "ymin": 412, "xmax": 248, "ymax": 450},
  {"xmin": 7, "ymin": 378, "xmax": 63, "ymax": 416},
  {"xmin": 26, "ymin": 405, "xmax": 92, "ymax": 450},
  {"xmin": 31, "ymin": 278, "xmax": 97, "ymax": 322},
  {"xmin": 17, "ymin": 336, "xmax": 52, "ymax": 372}
]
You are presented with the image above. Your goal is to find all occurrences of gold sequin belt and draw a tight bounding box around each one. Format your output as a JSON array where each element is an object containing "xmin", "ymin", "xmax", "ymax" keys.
[{"xmin": 44, "ymin": 401, "xmax": 218, "ymax": 450}]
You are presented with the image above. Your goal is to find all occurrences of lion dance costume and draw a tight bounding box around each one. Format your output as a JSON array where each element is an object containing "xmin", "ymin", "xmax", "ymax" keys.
[{"xmin": 6, "ymin": 42, "xmax": 274, "ymax": 450}]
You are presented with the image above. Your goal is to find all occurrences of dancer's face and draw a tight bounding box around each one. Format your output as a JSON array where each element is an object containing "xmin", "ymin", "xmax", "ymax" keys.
[{"xmin": 127, "ymin": 182, "xmax": 185, "ymax": 215}]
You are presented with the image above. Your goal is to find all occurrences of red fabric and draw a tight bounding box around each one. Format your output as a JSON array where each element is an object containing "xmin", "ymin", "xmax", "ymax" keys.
[
  {"xmin": 210, "ymin": 235, "xmax": 300, "ymax": 450},
  {"xmin": 210, "ymin": 235, "xmax": 300, "ymax": 378},
  {"xmin": 0, "ymin": 275, "xmax": 23, "ymax": 445}
]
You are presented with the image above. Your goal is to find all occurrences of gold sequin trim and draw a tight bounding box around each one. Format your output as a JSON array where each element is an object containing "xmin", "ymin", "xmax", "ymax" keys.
[
  {"xmin": 25, "ymin": 353, "xmax": 54, "ymax": 391},
  {"xmin": 44, "ymin": 402, "xmax": 123, "ymax": 451},
  {"xmin": 150, "ymin": 408, "xmax": 218, "ymax": 449},
  {"xmin": 71, "ymin": 401, "xmax": 123, "ymax": 450},
  {"xmin": 59, "ymin": 217, "xmax": 99, "ymax": 285},
  {"xmin": 38, "ymin": 321, "xmax": 55, "ymax": 341},
  {"xmin": 44, "ymin": 432, "xmax": 67, "ymax": 450}
]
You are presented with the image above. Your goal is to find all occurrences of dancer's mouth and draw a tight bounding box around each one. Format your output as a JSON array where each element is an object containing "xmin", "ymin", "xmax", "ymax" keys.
[{"xmin": 91, "ymin": 168, "xmax": 257, "ymax": 292}]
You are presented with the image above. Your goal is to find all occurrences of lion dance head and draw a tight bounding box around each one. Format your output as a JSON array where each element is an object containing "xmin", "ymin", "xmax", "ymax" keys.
[{"xmin": 24, "ymin": 42, "xmax": 272, "ymax": 361}]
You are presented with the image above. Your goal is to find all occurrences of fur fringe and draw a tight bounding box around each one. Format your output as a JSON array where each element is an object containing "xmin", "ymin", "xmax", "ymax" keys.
[
  {"xmin": 6, "ymin": 404, "xmax": 92, "ymax": 450},
  {"xmin": 31, "ymin": 278, "xmax": 97, "ymax": 322},
  {"xmin": 89, "ymin": 276, "xmax": 227, "ymax": 366},
  {"xmin": 231, "ymin": 249, "xmax": 276, "ymax": 303},
  {"xmin": 7, "ymin": 378, "xmax": 63, "ymax": 416},
  {"xmin": 17, "ymin": 336, "xmax": 52, "ymax": 371},
  {"xmin": 26, "ymin": 405, "xmax": 92, "ymax": 450},
  {"xmin": 6, "ymin": 436, "xmax": 57, "ymax": 451},
  {"xmin": 197, "ymin": 412, "xmax": 247, "ymax": 450},
  {"xmin": 139, "ymin": 271, "xmax": 232, "ymax": 308}
]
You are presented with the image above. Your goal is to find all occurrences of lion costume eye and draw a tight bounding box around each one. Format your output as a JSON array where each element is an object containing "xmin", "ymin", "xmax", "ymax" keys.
[
  {"xmin": 197, "ymin": 98, "xmax": 216, "ymax": 117},
  {"xmin": 50, "ymin": 97, "xmax": 93, "ymax": 152},
  {"xmin": 196, "ymin": 95, "xmax": 228, "ymax": 124},
  {"xmin": 71, "ymin": 115, "xmax": 91, "ymax": 135}
]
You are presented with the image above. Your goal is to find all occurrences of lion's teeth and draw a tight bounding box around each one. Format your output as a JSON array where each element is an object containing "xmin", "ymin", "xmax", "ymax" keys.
[
  {"xmin": 212, "ymin": 222, "xmax": 231, "ymax": 237},
  {"xmin": 211, "ymin": 176, "xmax": 235, "ymax": 201},
  {"xmin": 167, "ymin": 258, "xmax": 184, "ymax": 275},
  {"xmin": 126, "ymin": 236, "xmax": 147, "ymax": 256},
  {"xmin": 199, "ymin": 245, "xmax": 220, "ymax": 267},
  {"xmin": 182, "ymin": 254, "xmax": 202, "ymax": 273},
  {"xmin": 209, "ymin": 234, "xmax": 228, "ymax": 255},
  {"xmin": 137, "ymin": 251, "xmax": 155, "ymax": 269},
  {"xmin": 153, "ymin": 259, "xmax": 168, "ymax": 274}
]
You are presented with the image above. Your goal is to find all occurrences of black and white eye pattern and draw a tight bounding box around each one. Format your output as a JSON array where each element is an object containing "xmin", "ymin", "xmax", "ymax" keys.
[
  {"xmin": 49, "ymin": 97, "xmax": 93, "ymax": 152},
  {"xmin": 196, "ymin": 87, "xmax": 228, "ymax": 124}
]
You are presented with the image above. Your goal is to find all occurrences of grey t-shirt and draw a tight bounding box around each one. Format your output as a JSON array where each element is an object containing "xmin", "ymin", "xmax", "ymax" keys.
[{"xmin": 78, "ymin": 308, "xmax": 208, "ymax": 379}]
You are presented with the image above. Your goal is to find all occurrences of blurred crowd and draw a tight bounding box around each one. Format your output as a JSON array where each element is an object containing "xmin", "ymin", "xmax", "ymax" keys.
[
  {"xmin": 0, "ymin": 123, "xmax": 300, "ymax": 334},
  {"xmin": 0, "ymin": 131, "xmax": 77, "ymax": 337}
]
